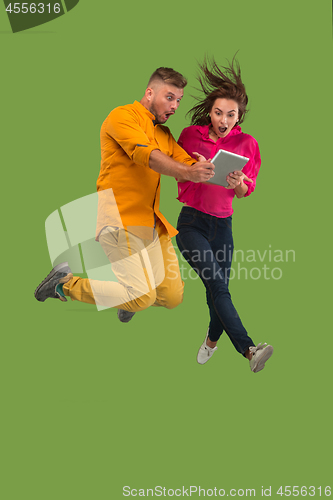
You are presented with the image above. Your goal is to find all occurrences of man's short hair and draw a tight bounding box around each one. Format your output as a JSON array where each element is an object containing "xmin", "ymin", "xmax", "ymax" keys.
[{"xmin": 147, "ymin": 67, "xmax": 187, "ymax": 89}]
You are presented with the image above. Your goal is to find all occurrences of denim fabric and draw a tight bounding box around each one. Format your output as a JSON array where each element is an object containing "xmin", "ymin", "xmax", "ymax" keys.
[{"xmin": 176, "ymin": 206, "xmax": 255, "ymax": 355}]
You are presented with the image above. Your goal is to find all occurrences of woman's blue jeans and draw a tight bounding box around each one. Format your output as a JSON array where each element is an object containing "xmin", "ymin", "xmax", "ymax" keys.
[{"xmin": 176, "ymin": 206, "xmax": 255, "ymax": 355}]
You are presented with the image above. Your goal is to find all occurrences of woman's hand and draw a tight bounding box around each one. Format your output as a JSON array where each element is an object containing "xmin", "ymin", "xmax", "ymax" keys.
[
  {"xmin": 193, "ymin": 152, "xmax": 210, "ymax": 163},
  {"xmin": 225, "ymin": 171, "xmax": 253, "ymax": 189},
  {"xmin": 226, "ymin": 171, "xmax": 253, "ymax": 198}
]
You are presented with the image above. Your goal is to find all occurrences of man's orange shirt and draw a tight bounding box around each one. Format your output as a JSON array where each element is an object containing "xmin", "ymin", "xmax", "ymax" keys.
[{"xmin": 96, "ymin": 100, "xmax": 195, "ymax": 240}]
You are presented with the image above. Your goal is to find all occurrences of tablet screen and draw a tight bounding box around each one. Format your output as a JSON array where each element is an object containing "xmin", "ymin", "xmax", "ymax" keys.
[{"xmin": 206, "ymin": 149, "xmax": 249, "ymax": 187}]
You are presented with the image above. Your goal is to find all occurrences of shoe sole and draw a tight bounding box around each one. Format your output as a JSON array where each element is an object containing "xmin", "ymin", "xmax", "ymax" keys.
[
  {"xmin": 117, "ymin": 310, "xmax": 136, "ymax": 323},
  {"xmin": 252, "ymin": 346, "xmax": 274, "ymax": 373},
  {"xmin": 34, "ymin": 262, "xmax": 70, "ymax": 302}
]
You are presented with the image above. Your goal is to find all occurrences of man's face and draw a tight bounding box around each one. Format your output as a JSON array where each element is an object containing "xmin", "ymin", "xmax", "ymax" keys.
[{"xmin": 148, "ymin": 84, "xmax": 184, "ymax": 124}]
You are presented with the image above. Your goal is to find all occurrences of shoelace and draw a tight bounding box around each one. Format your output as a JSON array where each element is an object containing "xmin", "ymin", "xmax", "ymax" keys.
[
  {"xmin": 205, "ymin": 345, "xmax": 218, "ymax": 355},
  {"xmin": 249, "ymin": 342, "xmax": 268, "ymax": 356}
]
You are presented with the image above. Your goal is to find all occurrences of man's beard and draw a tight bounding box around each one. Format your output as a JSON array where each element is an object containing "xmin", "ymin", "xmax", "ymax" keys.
[{"xmin": 149, "ymin": 102, "xmax": 167, "ymax": 124}]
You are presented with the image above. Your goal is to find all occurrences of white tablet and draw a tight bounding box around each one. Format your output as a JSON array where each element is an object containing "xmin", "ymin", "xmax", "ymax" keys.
[{"xmin": 206, "ymin": 149, "xmax": 249, "ymax": 187}]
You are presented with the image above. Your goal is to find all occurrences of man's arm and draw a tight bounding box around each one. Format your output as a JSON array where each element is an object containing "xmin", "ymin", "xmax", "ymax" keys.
[
  {"xmin": 107, "ymin": 106, "xmax": 214, "ymax": 183},
  {"xmin": 106, "ymin": 106, "xmax": 158, "ymax": 168},
  {"xmin": 149, "ymin": 150, "xmax": 214, "ymax": 183}
]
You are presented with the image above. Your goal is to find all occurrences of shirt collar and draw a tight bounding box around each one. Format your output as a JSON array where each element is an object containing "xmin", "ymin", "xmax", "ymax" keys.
[{"xmin": 133, "ymin": 100, "xmax": 156, "ymax": 123}]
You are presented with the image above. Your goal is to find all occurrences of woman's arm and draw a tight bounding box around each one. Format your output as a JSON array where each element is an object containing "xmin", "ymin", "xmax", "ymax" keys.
[
  {"xmin": 226, "ymin": 138, "xmax": 261, "ymax": 198},
  {"xmin": 226, "ymin": 171, "xmax": 253, "ymax": 198}
]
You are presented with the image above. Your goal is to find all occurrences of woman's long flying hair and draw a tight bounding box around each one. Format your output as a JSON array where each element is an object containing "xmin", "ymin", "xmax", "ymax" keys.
[{"xmin": 187, "ymin": 55, "xmax": 249, "ymax": 126}]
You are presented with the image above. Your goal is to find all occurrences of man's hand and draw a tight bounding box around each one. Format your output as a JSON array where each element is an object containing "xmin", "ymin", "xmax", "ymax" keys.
[
  {"xmin": 180, "ymin": 151, "xmax": 214, "ymax": 183},
  {"xmin": 184, "ymin": 159, "xmax": 215, "ymax": 183},
  {"xmin": 149, "ymin": 149, "xmax": 214, "ymax": 183}
]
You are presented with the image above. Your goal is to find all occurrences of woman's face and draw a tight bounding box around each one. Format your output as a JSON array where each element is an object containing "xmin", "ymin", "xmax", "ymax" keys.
[{"xmin": 209, "ymin": 98, "xmax": 239, "ymax": 138}]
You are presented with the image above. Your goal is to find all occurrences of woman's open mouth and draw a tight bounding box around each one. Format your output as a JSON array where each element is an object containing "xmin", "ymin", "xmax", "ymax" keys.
[{"xmin": 219, "ymin": 126, "xmax": 227, "ymax": 134}]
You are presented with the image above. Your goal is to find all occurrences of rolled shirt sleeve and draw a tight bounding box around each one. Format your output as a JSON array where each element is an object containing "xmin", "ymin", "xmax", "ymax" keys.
[
  {"xmin": 170, "ymin": 135, "xmax": 197, "ymax": 166},
  {"xmin": 242, "ymin": 139, "xmax": 261, "ymax": 197},
  {"xmin": 105, "ymin": 106, "xmax": 159, "ymax": 168}
]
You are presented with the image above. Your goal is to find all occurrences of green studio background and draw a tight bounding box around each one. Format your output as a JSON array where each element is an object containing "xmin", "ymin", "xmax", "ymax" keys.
[{"xmin": 0, "ymin": 1, "xmax": 332, "ymax": 499}]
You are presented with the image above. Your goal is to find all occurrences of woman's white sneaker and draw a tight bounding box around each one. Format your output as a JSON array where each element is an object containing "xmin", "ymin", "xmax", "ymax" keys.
[
  {"xmin": 197, "ymin": 331, "xmax": 218, "ymax": 365},
  {"xmin": 249, "ymin": 343, "xmax": 273, "ymax": 373}
]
